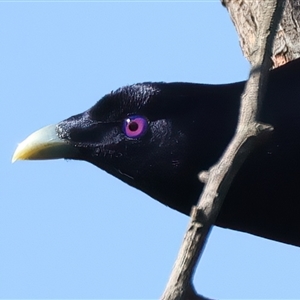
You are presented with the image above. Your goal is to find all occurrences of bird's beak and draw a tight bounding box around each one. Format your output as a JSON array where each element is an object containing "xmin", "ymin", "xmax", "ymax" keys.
[{"xmin": 12, "ymin": 124, "xmax": 75, "ymax": 163}]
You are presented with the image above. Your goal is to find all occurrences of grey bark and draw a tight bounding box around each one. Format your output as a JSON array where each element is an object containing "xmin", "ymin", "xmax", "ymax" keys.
[{"xmin": 222, "ymin": 0, "xmax": 300, "ymax": 67}]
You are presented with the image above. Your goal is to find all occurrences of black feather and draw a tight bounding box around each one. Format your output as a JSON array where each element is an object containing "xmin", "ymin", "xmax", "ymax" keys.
[{"xmin": 56, "ymin": 59, "xmax": 300, "ymax": 247}]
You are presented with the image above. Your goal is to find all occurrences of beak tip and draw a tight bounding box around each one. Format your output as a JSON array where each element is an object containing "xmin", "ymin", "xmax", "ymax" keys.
[
  {"xmin": 11, "ymin": 144, "xmax": 22, "ymax": 163},
  {"xmin": 11, "ymin": 155, "xmax": 18, "ymax": 163}
]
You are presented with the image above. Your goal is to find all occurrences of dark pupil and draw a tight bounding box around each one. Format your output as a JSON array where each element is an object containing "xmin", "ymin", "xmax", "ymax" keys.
[{"xmin": 129, "ymin": 121, "xmax": 138, "ymax": 131}]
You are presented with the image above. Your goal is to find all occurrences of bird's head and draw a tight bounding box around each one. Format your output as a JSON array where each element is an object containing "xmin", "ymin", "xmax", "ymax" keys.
[{"xmin": 12, "ymin": 82, "xmax": 240, "ymax": 214}]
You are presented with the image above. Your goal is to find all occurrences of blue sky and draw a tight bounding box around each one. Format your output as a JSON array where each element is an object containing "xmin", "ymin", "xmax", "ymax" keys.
[{"xmin": 1, "ymin": 1, "xmax": 300, "ymax": 299}]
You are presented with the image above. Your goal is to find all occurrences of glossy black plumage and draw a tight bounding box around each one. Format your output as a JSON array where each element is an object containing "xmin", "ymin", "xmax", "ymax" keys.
[{"xmin": 15, "ymin": 59, "xmax": 300, "ymax": 247}]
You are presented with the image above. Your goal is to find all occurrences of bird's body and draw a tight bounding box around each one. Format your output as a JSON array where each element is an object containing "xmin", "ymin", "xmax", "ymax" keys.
[{"xmin": 13, "ymin": 58, "xmax": 300, "ymax": 247}]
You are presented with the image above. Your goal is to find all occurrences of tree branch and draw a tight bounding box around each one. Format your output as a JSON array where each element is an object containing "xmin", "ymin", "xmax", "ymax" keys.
[
  {"xmin": 222, "ymin": 0, "xmax": 300, "ymax": 67},
  {"xmin": 161, "ymin": 1, "xmax": 285, "ymax": 299}
]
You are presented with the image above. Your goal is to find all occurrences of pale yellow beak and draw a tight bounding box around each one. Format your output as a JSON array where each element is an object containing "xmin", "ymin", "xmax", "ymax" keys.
[{"xmin": 12, "ymin": 124, "xmax": 73, "ymax": 163}]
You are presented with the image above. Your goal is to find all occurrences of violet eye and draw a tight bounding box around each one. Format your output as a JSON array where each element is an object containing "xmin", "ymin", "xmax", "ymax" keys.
[{"xmin": 123, "ymin": 115, "xmax": 148, "ymax": 138}]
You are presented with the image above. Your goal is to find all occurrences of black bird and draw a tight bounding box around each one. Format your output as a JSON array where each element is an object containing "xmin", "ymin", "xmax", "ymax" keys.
[{"xmin": 13, "ymin": 59, "xmax": 300, "ymax": 247}]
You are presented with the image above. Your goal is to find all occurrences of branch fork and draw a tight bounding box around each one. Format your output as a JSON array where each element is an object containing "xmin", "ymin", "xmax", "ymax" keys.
[{"xmin": 161, "ymin": 1, "xmax": 285, "ymax": 299}]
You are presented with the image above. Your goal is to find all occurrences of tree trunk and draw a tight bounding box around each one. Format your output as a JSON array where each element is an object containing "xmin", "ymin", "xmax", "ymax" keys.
[{"xmin": 222, "ymin": 0, "xmax": 300, "ymax": 68}]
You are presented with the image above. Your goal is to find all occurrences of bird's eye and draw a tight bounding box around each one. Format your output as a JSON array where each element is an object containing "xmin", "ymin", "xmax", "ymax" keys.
[{"xmin": 123, "ymin": 115, "xmax": 148, "ymax": 138}]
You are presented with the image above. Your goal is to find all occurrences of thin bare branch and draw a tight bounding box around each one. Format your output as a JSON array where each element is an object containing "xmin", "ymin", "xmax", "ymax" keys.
[{"xmin": 161, "ymin": 1, "xmax": 285, "ymax": 299}]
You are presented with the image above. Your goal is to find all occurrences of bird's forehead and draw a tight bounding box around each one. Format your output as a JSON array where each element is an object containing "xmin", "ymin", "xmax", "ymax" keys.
[{"xmin": 88, "ymin": 83, "xmax": 160, "ymax": 122}]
